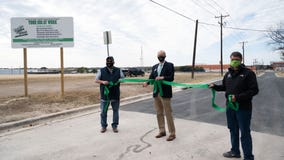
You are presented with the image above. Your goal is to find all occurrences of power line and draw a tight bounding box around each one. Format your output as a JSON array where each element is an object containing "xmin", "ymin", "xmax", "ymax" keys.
[
  {"xmin": 191, "ymin": 0, "xmax": 216, "ymax": 16},
  {"xmin": 199, "ymin": 21, "xmax": 219, "ymax": 27},
  {"xmin": 224, "ymin": 26, "xmax": 271, "ymax": 32},
  {"xmin": 149, "ymin": 0, "xmax": 195, "ymax": 22},
  {"xmin": 200, "ymin": 0, "xmax": 220, "ymax": 15},
  {"xmin": 208, "ymin": 0, "xmax": 228, "ymax": 15},
  {"xmin": 149, "ymin": 0, "xmax": 273, "ymax": 33},
  {"xmin": 205, "ymin": 0, "xmax": 245, "ymax": 41},
  {"xmin": 199, "ymin": 23, "xmax": 219, "ymax": 37}
]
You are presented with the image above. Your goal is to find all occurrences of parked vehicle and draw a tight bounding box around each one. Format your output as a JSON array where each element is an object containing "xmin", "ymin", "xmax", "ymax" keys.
[{"xmin": 122, "ymin": 68, "xmax": 145, "ymax": 77}]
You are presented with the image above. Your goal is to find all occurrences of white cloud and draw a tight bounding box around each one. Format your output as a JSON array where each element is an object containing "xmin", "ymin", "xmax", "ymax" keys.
[{"xmin": 0, "ymin": 0, "xmax": 284, "ymax": 68}]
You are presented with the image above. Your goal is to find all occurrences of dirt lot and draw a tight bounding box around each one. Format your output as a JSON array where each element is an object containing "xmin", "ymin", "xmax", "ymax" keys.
[{"xmin": 0, "ymin": 72, "xmax": 221, "ymax": 124}]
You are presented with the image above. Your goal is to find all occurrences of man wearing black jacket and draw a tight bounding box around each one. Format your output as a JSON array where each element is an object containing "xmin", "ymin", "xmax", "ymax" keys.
[
  {"xmin": 143, "ymin": 50, "xmax": 176, "ymax": 141},
  {"xmin": 209, "ymin": 52, "xmax": 259, "ymax": 160}
]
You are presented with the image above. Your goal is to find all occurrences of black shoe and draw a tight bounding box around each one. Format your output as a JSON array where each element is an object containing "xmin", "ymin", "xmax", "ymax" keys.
[
  {"xmin": 223, "ymin": 151, "xmax": 241, "ymax": 158},
  {"xmin": 166, "ymin": 135, "xmax": 176, "ymax": 141},
  {"xmin": 112, "ymin": 128, "xmax": 118, "ymax": 133},
  {"xmin": 100, "ymin": 128, "xmax": 107, "ymax": 133},
  {"xmin": 155, "ymin": 132, "xmax": 166, "ymax": 138}
]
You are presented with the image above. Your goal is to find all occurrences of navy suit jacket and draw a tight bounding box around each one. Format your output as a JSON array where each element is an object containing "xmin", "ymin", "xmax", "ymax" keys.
[{"xmin": 149, "ymin": 61, "xmax": 175, "ymax": 98}]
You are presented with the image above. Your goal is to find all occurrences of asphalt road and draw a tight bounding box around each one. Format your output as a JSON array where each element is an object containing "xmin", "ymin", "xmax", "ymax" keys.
[
  {"xmin": 1, "ymin": 71, "xmax": 284, "ymax": 160},
  {"xmin": 121, "ymin": 71, "xmax": 284, "ymax": 137}
]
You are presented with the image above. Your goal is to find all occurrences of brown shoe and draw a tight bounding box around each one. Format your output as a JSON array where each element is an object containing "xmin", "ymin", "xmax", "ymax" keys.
[
  {"xmin": 100, "ymin": 128, "xmax": 107, "ymax": 133},
  {"xmin": 113, "ymin": 128, "xmax": 118, "ymax": 133},
  {"xmin": 166, "ymin": 135, "xmax": 176, "ymax": 141},
  {"xmin": 155, "ymin": 132, "xmax": 166, "ymax": 138}
]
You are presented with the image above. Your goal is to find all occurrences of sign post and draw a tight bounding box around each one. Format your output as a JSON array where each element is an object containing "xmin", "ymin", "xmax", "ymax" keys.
[
  {"xmin": 60, "ymin": 47, "xmax": 64, "ymax": 97},
  {"xmin": 23, "ymin": 48, "xmax": 28, "ymax": 97},
  {"xmin": 11, "ymin": 17, "xmax": 74, "ymax": 97},
  {"xmin": 103, "ymin": 31, "xmax": 112, "ymax": 57}
]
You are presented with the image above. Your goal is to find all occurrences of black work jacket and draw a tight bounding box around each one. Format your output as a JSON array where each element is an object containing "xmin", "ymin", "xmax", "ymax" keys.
[{"xmin": 213, "ymin": 64, "xmax": 259, "ymax": 109}]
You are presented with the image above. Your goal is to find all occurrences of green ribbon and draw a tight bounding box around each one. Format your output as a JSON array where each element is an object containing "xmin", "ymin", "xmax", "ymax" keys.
[
  {"xmin": 119, "ymin": 78, "xmax": 163, "ymax": 96},
  {"xmin": 102, "ymin": 78, "xmax": 238, "ymax": 113},
  {"xmin": 211, "ymin": 89, "xmax": 226, "ymax": 112},
  {"xmin": 227, "ymin": 94, "xmax": 239, "ymax": 111},
  {"xmin": 161, "ymin": 80, "xmax": 208, "ymax": 88},
  {"xmin": 162, "ymin": 80, "xmax": 227, "ymax": 111},
  {"xmin": 103, "ymin": 81, "xmax": 118, "ymax": 113}
]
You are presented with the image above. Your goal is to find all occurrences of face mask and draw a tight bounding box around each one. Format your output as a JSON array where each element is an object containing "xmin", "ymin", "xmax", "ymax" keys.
[
  {"xmin": 106, "ymin": 62, "xmax": 114, "ymax": 68},
  {"xmin": 230, "ymin": 60, "xmax": 241, "ymax": 68},
  {"xmin": 158, "ymin": 56, "xmax": 165, "ymax": 62}
]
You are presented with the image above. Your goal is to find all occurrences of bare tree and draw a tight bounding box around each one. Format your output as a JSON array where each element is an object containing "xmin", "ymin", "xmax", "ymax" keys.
[{"xmin": 268, "ymin": 23, "xmax": 284, "ymax": 60}]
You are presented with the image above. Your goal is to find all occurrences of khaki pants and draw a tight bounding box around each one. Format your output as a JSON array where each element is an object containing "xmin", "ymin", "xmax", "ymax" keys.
[{"xmin": 154, "ymin": 94, "xmax": 176, "ymax": 136}]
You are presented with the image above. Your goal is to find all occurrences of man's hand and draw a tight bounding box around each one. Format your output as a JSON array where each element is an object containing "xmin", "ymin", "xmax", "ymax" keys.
[
  {"xmin": 102, "ymin": 81, "xmax": 109, "ymax": 85},
  {"xmin": 208, "ymin": 83, "xmax": 215, "ymax": 88},
  {"xmin": 231, "ymin": 95, "xmax": 236, "ymax": 102},
  {"xmin": 143, "ymin": 82, "xmax": 148, "ymax": 87},
  {"xmin": 155, "ymin": 76, "xmax": 164, "ymax": 80}
]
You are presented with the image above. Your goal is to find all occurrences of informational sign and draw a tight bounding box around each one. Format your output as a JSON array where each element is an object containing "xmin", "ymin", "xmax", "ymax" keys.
[
  {"xmin": 103, "ymin": 31, "xmax": 112, "ymax": 44},
  {"xmin": 11, "ymin": 17, "xmax": 74, "ymax": 48}
]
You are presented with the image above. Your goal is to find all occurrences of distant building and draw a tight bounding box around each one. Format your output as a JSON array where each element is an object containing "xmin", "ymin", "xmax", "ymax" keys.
[
  {"xmin": 28, "ymin": 67, "xmax": 60, "ymax": 74},
  {"xmin": 196, "ymin": 64, "xmax": 256, "ymax": 72},
  {"xmin": 196, "ymin": 64, "xmax": 230, "ymax": 72},
  {"xmin": 271, "ymin": 62, "xmax": 284, "ymax": 71}
]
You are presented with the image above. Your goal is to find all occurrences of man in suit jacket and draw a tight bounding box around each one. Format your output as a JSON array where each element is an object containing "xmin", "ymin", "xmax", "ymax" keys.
[{"xmin": 143, "ymin": 50, "xmax": 176, "ymax": 141}]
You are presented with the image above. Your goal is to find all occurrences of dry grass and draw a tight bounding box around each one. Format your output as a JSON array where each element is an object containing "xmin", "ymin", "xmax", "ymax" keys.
[
  {"xmin": 275, "ymin": 71, "xmax": 284, "ymax": 77},
  {"xmin": 0, "ymin": 72, "xmax": 221, "ymax": 123}
]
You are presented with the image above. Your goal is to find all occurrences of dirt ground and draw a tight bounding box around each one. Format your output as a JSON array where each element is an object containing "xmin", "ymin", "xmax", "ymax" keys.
[{"xmin": 0, "ymin": 72, "xmax": 222, "ymax": 124}]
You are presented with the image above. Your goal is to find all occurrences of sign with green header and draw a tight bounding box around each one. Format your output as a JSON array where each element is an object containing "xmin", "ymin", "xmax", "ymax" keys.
[{"xmin": 11, "ymin": 17, "xmax": 74, "ymax": 48}]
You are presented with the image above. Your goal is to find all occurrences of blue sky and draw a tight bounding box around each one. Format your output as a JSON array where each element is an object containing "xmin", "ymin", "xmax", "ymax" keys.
[{"xmin": 0, "ymin": 0, "xmax": 283, "ymax": 68}]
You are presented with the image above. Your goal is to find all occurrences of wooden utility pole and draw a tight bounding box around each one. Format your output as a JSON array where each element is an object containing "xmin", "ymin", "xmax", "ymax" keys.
[
  {"xmin": 215, "ymin": 14, "xmax": 229, "ymax": 76},
  {"xmin": 140, "ymin": 46, "xmax": 144, "ymax": 68},
  {"xmin": 240, "ymin": 41, "xmax": 248, "ymax": 64},
  {"xmin": 103, "ymin": 31, "xmax": 112, "ymax": 57},
  {"xmin": 191, "ymin": 20, "xmax": 198, "ymax": 79}
]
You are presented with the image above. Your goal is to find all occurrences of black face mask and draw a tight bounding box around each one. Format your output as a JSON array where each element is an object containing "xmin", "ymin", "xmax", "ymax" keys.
[
  {"xmin": 158, "ymin": 56, "xmax": 165, "ymax": 62},
  {"xmin": 106, "ymin": 62, "xmax": 114, "ymax": 68}
]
